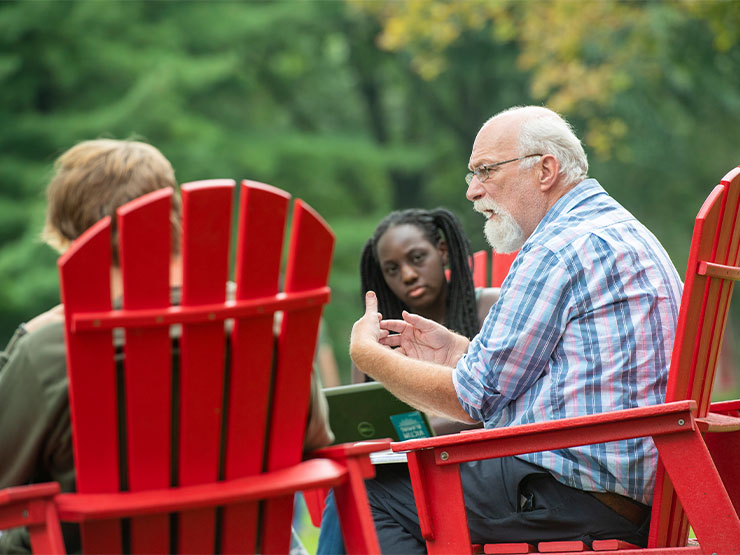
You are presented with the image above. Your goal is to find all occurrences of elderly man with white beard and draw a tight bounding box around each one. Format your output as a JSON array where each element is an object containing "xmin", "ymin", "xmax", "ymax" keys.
[{"xmin": 348, "ymin": 105, "xmax": 683, "ymax": 552}]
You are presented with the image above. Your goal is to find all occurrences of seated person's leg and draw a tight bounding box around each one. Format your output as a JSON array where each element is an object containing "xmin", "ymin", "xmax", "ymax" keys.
[
  {"xmin": 316, "ymin": 489, "xmax": 346, "ymax": 555},
  {"xmin": 360, "ymin": 457, "xmax": 649, "ymax": 552},
  {"xmin": 362, "ymin": 464, "xmax": 428, "ymax": 554},
  {"xmin": 462, "ymin": 457, "xmax": 649, "ymax": 547}
]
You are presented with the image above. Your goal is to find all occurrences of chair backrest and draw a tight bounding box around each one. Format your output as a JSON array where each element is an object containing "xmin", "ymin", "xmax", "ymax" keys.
[
  {"xmin": 649, "ymin": 166, "xmax": 740, "ymax": 547},
  {"xmin": 58, "ymin": 179, "xmax": 334, "ymax": 553},
  {"xmin": 469, "ymin": 249, "xmax": 519, "ymax": 288}
]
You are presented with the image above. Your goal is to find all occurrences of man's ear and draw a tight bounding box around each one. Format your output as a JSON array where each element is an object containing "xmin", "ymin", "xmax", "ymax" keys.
[
  {"xmin": 539, "ymin": 154, "xmax": 560, "ymax": 192},
  {"xmin": 438, "ymin": 239, "xmax": 449, "ymax": 265}
]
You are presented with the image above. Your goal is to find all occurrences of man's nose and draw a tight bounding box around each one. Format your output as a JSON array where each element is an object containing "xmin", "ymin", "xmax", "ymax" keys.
[{"xmin": 466, "ymin": 175, "xmax": 484, "ymax": 202}]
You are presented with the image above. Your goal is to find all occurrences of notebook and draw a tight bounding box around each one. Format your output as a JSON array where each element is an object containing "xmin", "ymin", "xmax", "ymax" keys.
[{"xmin": 323, "ymin": 381, "xmax": 434, "ymax": 446}]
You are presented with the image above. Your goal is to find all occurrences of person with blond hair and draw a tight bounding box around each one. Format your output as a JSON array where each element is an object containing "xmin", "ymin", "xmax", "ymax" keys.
[
  {"xmin": 0, "ymin": 139, "xmax": 181, "ymax": 553},
  {"xmin": 0, "ymin": 139, "xmax": 334, "ymax": 553}
]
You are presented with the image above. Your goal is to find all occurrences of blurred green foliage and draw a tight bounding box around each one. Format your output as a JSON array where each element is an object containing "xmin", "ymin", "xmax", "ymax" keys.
[{"xmin": 1, "ymin": 0, "xmax": 739, "ymax": 383}]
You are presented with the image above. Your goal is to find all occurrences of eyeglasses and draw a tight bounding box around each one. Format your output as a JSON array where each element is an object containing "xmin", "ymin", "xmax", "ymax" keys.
[{"xmin": 465, "ymin": 154, "xmax": 543, "ymax": 185}]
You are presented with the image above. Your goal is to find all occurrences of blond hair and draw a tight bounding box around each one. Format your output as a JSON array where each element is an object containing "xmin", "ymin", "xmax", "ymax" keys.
[{"xmin": 42, "ymin": 139, "xmax": 181, "ymax": 264}]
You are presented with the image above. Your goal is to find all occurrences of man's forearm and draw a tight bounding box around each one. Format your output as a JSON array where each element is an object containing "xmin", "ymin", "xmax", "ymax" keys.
[{"xmin": 351, "ymin": 340, "xmax": 476, "ymax": 423}]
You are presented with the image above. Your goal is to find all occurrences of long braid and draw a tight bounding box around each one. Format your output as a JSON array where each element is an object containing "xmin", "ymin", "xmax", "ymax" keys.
[
  {"xmin": 360, "ymin": 208, "xmax": 480, "ymax": 339},
  {"xmin": 430, "ymin": 209, "xmax": 479, "ymax": 339}
]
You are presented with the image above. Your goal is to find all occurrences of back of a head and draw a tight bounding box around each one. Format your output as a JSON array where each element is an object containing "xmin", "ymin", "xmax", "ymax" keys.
[
  {"xmin": 42, "ymin": 139, "xmax": 180, "ymax": 263},
  {"xmin": 489, "ymin": 106, "xmax": 589, "ymax": 186}
]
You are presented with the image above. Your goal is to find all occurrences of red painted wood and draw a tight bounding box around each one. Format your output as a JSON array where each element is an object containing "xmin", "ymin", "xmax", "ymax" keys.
[
  {"xmin": 591, "ymin": 539, "xmax": 640, "ymax": 550},
  {"xmin": 72, "ymin": 288, "xmax": 329, "ymax": 331},
  {"xmin": 303, "ymin": 487, "xmax": 328, "ymax": 527},
  {"xmin": 262, "ymin": 199, "xmax": 335, "ymax": 553},
  {"xmin": 333, "ymin": 456, "xmax": 381, "ymax": 555},
  {"xmin": 491, "ymin": 250, "xmax": 517, "ymax": 287},
  {"xmin": 408, "ymin": 449, "xmax": 472, "ymax": 554},
  {"xmin": 469, "ymin": 249, "xmax": 517, "ymax": 288},
  {"xmin": 58, "ymin": 217, "xmax": 122, "ymax": 553},
  {"xmin": 655, "ymin": 428, "xmax": 740, "ymax": 554},
  {"xmin": 118, "ymin": 188, "xmax": 173, "ymax": 553},
  {"xmin": 648, "ymin": 167, "xmax": 740, "ymax": 549},
  {"xmin": 483, "ymin": 542, "xmax": 536, "ymax": 553},
  {"xmin": 177, "ymin": 180, "xmax": 234, "ymax": 553},
  {"xmin": 537, "ymin": 540, "xmax": 590, "ymax": 552},
  {"xmin": 392, "ymin": 402, "xmax": 695, "ymax": 456},
  {"xmin": 222, "ymin": 181, "xmax": 289, "ymax": 554},
  {"xmin": 0, "ymin": 483, "xmax": 65, "ymax": 554},
  {"xmin": 56, "ymin": 458, "xmax": 347, "ymax": 520},
  {"xmin": 472, "ymin": 250, "xmax": 488, "ymax": 287},
  {"xmin": 705, "ymin": 427, "xmax": 740, "ymax": 514}
]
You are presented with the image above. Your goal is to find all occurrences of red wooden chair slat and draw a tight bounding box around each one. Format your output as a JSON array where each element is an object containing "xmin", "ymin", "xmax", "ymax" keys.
[
  {"xmin": 391, "ymin": 167, "xmax": 740, "ymax": 554},
  {"xmin": 261, "ymin": 199, "xmax": 335, "ymax": 553},
  {"xmin": 118, "ymin": 189, "xmax": 174, "ymax": 552},
  {"xmin": 222, "ymin": 180, "xmax": 290, "ymax": 553},
  {"xmin": 491, "ymin": 250, "xmax": 518, "ymax": 287},
  {"xmin": 58, "ymin": 217, "xmax": 122, "ymax": 554},
  {"xmin": 177, "ymin": 180, "xmax": 235, "ymax": 553},
  {"xmin": 470, "ymin": 249, "xmax": 518, "ymax": 288},
  {"xmin": 472, "ymin": 250, "xmax": 488, "ymax": 287}
]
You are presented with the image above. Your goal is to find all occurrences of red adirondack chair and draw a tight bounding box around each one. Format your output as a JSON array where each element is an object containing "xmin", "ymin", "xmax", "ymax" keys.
[
  {"xmin": 0, "ymin": 179, "xmax": 385, "ymax": 554},
  {"xmin": 390, "ymin": 166, "xmax": 740, "ymax": 554},
  {"xmin": 470, "ymin": 249, "xmax": 519, "ymax": 288}
]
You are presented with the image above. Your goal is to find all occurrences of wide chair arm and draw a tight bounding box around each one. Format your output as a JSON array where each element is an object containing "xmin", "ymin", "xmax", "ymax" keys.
[
  {"xmin": 0, "ymin": 482, "xmax": 65, "ymax": 554},
  {"xmin": 391, "ymin": 400, "xmax": 697, "ymax": 463},
  {"xmin": 55, "ymin": 458, "xmax": 346, "ymax": 522},
  {"xmin": 391, "ymin": 400, "xmax": 740, "ymax": 554}
]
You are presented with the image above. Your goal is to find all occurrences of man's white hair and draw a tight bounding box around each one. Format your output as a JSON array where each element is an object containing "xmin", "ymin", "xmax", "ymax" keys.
[{"xmin": 487, "ymin": 106, "xmax": 589, "ymax": 186}]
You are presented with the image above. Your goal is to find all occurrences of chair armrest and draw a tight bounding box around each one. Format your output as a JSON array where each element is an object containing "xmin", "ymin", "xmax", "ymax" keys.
[
  {"xmin": 311, "ymin": 439, "xmax": 392, "ymax": 460},
  {"xmin": 0, "ymin": 482, "xmax": 60, "ymax": 505},
  {"xmin": 391, "ymin": 400, "xmax": 697, "ymax": 465},
  {"xmin": 56, "ymin": 458, "xmax": 346, "ymax": 522},
  {"xmin": 710, "ymin": 398, "xmax": 740, "ymax": 414},
  {"xmin": 0, "ymin": 482, "xmax": 65, "ymax": 554},
  {"xmin": 303, "ymin": 439, "xmax": 391, "ymax": 528},
  {"xmin": 0, "ymin": 482, "xmax": 61, "ymax": 530},
  {"xmin": 310, "ymin": 439, "xmax": 392, "ymax": 479}
]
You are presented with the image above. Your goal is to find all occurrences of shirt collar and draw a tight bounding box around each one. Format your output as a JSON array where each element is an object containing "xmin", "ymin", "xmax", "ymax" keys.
[{"xmin": 529, "ymin": 178, "xmax": 606, "ymax": 239}]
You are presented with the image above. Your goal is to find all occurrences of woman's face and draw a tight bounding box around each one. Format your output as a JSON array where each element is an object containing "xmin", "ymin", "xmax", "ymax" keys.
[{"xmin": 376, "ymin": 224, "xmax": 448, "ymax": 316}]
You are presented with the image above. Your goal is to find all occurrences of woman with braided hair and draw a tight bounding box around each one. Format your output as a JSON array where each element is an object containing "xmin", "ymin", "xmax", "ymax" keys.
[
  {"xmin": 352, "ymin": 207, "xmax": 499, "ymax": 385},
  {"xmin": 316, "ymin": 208, "xmax": 500, "ymax": 555}
]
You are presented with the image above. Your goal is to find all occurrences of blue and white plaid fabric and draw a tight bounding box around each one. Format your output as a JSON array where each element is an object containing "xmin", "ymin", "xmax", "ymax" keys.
[{"xmin": 454, "ymin": 179, "xmax": 683, "ymax": 505}]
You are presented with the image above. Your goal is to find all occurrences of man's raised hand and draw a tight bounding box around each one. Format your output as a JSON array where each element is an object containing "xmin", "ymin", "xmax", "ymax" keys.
[
  {"xmin": 379, "ymin": 311, "xmax": 470, "ymax": 367},
  {"xmin": 349, "ymin": 291, "xmax": 389, "ymax": 361}
]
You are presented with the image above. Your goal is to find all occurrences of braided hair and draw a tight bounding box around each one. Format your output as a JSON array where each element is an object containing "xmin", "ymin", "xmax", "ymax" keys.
[{"xmin": 360, "ymin": 208, "xmax": 480, "ymax": 340}]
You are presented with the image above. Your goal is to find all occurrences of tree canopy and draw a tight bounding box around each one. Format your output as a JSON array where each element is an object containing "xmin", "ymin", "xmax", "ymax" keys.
[{"xmin": 2, "ymin": 0, "xmax": 739, "ymax": 381}]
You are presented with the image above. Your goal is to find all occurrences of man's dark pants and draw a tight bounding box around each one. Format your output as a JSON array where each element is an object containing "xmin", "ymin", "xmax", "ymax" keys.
[{"xmin": 365, "ymin": 456, "xmax": 650, "ymax": 554}]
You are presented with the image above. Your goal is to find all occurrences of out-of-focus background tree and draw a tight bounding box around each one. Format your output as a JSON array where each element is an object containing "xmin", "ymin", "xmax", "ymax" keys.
[{"xmin": 1, "ymin": 0, "xmax": 739, "ymax": 387}]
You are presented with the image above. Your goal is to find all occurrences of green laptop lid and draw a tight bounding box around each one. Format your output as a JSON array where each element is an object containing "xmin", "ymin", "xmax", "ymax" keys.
[{"xmin": 323, "ymin": 381, "xmax": 433, "ymax": 445}]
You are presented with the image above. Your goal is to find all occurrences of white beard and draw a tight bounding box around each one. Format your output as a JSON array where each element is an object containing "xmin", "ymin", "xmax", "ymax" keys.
[{"xmin": 474, "ymin": 199, "xmax": 526, "ymax": 253}]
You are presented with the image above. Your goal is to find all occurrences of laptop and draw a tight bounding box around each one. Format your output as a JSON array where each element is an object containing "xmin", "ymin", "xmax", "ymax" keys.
[{"xmin": 323, "ymin": 381, "xmax": 434, "ymax": 446}]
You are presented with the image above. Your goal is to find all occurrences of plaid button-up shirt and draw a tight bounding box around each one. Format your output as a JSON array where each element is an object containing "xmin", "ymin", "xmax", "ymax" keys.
[{"xmin": 454, "ymin": 179, "xmax": 683, "ymax": 505}]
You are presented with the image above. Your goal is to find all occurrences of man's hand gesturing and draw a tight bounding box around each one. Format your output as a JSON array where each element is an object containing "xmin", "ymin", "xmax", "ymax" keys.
[{"xmin": 379, "ymin": 311, "xmax": 469, "ymax": 368}]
